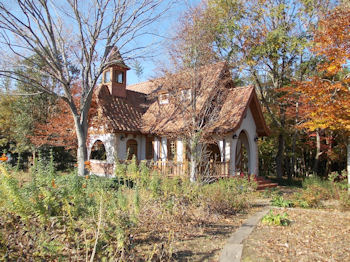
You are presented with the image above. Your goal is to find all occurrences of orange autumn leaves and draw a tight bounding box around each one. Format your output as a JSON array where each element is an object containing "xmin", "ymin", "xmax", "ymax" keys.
[
  {"xmin": 284, "ymin": 7, "xmax": 350, "ymax": 133},
  {"xmin": 0, "ymin": 154, "xmax": 8, "ymax": 162}
]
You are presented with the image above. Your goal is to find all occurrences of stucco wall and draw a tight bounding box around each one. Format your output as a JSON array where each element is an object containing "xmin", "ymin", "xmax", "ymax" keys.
[
  {"xmin": 88, "ymin": 133, "xmax": 116, "ymax": 163},
  {"xmin": 115, "ymin": 134, "xmax": 146, "ymax": 160},
  {"xmin": 228, "ymin": 107, "xmax": 259, "ymax": 176}
]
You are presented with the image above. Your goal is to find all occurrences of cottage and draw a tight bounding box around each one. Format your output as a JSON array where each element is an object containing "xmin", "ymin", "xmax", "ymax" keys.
[{"xmin": 87, "ymin": 49, "xmax": 269, "ymax": 178}]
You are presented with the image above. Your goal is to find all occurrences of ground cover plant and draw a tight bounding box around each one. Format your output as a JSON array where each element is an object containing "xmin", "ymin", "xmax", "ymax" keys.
[{"xmin": 0, "ymin": 156, "xmax": 258, "ymax": 260}]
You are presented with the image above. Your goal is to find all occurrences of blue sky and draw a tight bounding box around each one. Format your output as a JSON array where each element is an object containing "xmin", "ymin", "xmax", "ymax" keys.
[{"xmin": 126, "ymin": 0, "xmax": 201, "ymax": 85}]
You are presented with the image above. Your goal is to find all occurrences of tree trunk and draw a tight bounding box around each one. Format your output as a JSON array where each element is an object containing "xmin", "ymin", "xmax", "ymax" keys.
[
  {"xmin": 189, "ymin": 137, "xmax": 198, "ymax": 182},
  {"xmin": 276, "ymin": 132, "xmax": 284, "ymax": 178},
  {"xmin": 291, "ymin": 102, "xmax": 299, "ymax": 179},
  {"xmin": 347, "ymin": 136, "xmax": 350, "ymax": 193},
  {"xmin": 190, "ymin": 153, "xmax": 196, "ymax": 183},
  {"xmin": 313, "ymin": 129, "xmax": 321, "ymax": 175},
  {"xmin": 73, "ymin": 114, "xmax": 88, "ymax": 177}
]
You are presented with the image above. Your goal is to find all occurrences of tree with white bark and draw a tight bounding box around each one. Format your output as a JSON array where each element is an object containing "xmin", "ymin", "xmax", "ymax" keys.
[{"xmin": 0, "ymin": 0, "xmax": 171, "ymax": 176}]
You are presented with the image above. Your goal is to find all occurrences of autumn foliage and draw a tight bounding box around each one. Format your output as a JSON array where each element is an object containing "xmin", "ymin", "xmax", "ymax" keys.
[
  {"xmin": 31, "ymin": 83, "xmax": 98, "ymax": 149},
  {"xmin": 287, "ymin": 7, "xmax": 350, "ymax": 133}
]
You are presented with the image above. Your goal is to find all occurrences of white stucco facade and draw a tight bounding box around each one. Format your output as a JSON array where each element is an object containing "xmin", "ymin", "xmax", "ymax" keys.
[
  {"xmin": 88, "ymin": 107, "xmax": 260, "ymax": 177},
  {"xmin": 228, "ymin": 107, "xmax": 259, "ymax": 176}
]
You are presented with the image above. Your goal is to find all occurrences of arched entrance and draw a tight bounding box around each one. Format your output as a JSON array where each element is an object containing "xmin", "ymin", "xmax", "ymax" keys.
[
  {"xmin": 90, "ymin": 140, "xmax": 107, "ymax": 160},
  {"xmin": 126, "ymin": 139, "xmax": 138, "ymax": 160},
  {"xmin": 235, "ymin": 131, "xmax": 250, "ymax": 175}
]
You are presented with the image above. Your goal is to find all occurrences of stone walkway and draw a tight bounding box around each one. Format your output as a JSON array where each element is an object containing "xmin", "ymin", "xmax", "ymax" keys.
[{"xmin": 219, "ymin": 206, "xmax": 270, "ymax": 262}]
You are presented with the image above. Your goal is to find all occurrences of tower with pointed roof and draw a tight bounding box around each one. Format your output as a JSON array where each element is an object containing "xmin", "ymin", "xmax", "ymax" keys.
[{"xmin": 102, "ymin": 47, "xmax": 130, "ymax": 98}]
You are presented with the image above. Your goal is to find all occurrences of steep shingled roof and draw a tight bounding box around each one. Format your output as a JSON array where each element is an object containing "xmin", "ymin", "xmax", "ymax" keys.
[
  {"xmin": 91, "ymin": 62, "xmax": 269, "ymax": 137},
  {"xmin": 106, "ymin": 47, "xmax": 130, "ymax": 69},
  {"xmin": 206, "ymin": 86, "xmax": 269, "ymax": 136},
  {"xmin": 126, "ymin": 80, "xmax": 159, "ymax": 95},
  {"xmin": 140, "ymin": 62, "xmax": 234, "ymax": 136},
  {"xmin": 92, "ymin": 85, "xmax": 147, "ymax": 133}
]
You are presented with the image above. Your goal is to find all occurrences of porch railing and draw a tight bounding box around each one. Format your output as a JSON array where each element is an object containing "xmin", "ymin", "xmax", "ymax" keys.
[{"xmin": 90, "ymin": 159, "xmax": 230, "ymax": 178}]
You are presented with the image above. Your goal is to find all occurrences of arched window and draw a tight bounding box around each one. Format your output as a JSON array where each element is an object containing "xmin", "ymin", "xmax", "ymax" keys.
[
  {"xmin": 90, "ymin": 140, "xmax": 107, "ymax": 160},
  {"xmin": 126, "ymin": 139, "xmax": 138, "ymax": 160}
]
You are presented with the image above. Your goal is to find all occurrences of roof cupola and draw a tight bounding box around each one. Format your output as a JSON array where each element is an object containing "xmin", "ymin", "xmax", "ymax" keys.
[{"xmin": 102, "ymin": 47, "xmax": 130, "ymax": 98}]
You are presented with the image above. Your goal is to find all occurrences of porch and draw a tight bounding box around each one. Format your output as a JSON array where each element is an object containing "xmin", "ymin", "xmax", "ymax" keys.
[{"xmin": 89, "ymin": 159, "xmax": 231, "ymax": 179}]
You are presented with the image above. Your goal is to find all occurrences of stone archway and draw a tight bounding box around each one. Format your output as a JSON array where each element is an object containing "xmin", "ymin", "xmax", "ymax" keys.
[
  {"xmin": 126, "ymin": 139, "xmax": 138, "ymax": 160},
  {"xmin": 235, "ymin": 131, "xmax": 250, "ymax": 175},
  {"xmin": 90, "ymin": 140, "xmax": 107, "ymax": 160}
]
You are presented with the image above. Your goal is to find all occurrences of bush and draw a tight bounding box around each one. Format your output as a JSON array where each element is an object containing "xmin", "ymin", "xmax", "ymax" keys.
[
  {"xmin": 271, "ymin": 195, "xmax": 293, "ymax": 208},
  {"xmin": 200, "ymin": 177, "xmax": 256, "ymax": 215},
  {"xmin": 289, "ymin": 176, "xmax": 346, "ymax": 208},
  {"xmin": 0, "ymin": 156, "xmax": 142, "ymax": 260},
  {"xmin": 262, "ymin": 210, "xmax": 291, "ymax": 226}
]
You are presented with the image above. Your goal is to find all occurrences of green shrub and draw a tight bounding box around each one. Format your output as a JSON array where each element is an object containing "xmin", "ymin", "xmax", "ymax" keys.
[
  {"xmin": 302, "ymin": 176, "xmax": 336, "ymax": 200},
  {"xmin": 288, "ymin": 176, "xmax": 342, "ymax": 208},
  {"xmin": 0, "ymin": 156, "xmax": 143, "ymax": 260},
  {"xmin": 200, "ymin": 177, "xmax": 255, "ymax": 215},
  {"xmin": 261, "ymin": 210, "xmax": 291, "ymax": 226},
  {"xmin": 271, "ymin": 195, "xmax": 293, "ymax": 208}
]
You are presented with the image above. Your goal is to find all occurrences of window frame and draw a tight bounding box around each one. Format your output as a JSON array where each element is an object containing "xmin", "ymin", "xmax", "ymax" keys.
[{"xmin": 114, "ymin": 70, "xmax": 124, "ymax": 84}]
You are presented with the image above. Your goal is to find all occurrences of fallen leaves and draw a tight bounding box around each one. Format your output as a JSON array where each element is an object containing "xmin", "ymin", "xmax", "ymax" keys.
[{"xmin": 242, "ymin": 208, "xmax": 350, "ymax": 261}]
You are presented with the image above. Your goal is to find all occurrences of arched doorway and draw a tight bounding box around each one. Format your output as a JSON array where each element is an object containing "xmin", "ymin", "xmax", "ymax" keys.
[
  {"xmin": 235, "ymin": 131, "xmax": 250, "ymax": 175},
  {"xmin": 126, "ymin": 139, "xmax": 138, "ymax": 160},
  {"xmin": 90, "ymin": 140, "xmax": 107, "ymax": 160}
]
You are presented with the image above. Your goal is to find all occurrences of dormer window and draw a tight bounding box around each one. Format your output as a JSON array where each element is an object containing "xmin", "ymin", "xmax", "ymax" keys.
[
  {"xmin": 181, "ymin": 89, "xmax": 191, "ymax": 101},
  {"xmin": 159, "ymin": 93, "xmax": 169, "ymax": 104},
  {"xmin": 104, "ymin": 70, "xmax": 111, "ymax": 83},
  {"xmin": 114, "ymin": 70, "xmax": 124, "ymax": 84}
]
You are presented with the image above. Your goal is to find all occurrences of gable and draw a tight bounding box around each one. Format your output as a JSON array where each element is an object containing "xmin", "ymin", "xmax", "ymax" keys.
[{"xmin": 206, "ymin": 86, "xmax": 269, "ymax": 136}]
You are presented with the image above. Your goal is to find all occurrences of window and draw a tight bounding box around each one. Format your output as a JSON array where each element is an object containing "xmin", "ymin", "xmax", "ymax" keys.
[
  {"xmin": 167, "ymin": 139, "xmax": 176, "ymax": 160},
  {"xmin": 90, "ymin": 140, "xmax": 107, "ymax": 160},
  {"xmin": 181, "ymin": 89, "xmax": 191, "ymax": 101},
  {"xmin": 104, "ymin": 70, "xmax": 111, "ymax": 83},
  {"xmin": 146, "ymin": 137, "xmax": 154, "ymax": 160},
  {"xmin": 114, "ymin": 70, "xmax": 124, "ymax": 84},
  {"xmin": 126, "ymin": 139, "xmax": 138, "ymax": 160},
  {"xmin": 159, "ymin": 93, "xmax": 169, "ymax": 104}
]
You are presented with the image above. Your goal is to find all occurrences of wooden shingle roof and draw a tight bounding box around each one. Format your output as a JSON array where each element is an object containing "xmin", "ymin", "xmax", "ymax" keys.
[
  {"xmin": 92, "ymin": 85, "xmax": 147, "ymax": 133},
  {"xmin": 91, "ymin": 62, "xmax": 269, "ymax": 137}
]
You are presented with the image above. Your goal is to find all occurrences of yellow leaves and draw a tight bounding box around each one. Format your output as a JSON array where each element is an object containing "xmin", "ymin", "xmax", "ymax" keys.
[
  {"xmin": 326, "ymin": 64, "xmax": 338, "ymax": 74},
  {"xmin": 247, "ymin": 60, "xmax": 256, "ymax": 66}
]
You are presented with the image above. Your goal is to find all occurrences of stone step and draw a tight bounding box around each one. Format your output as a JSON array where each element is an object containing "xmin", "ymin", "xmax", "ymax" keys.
[{"xmin": 257, "ymin": 183, "xmax": 279, "ymax": 190}]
